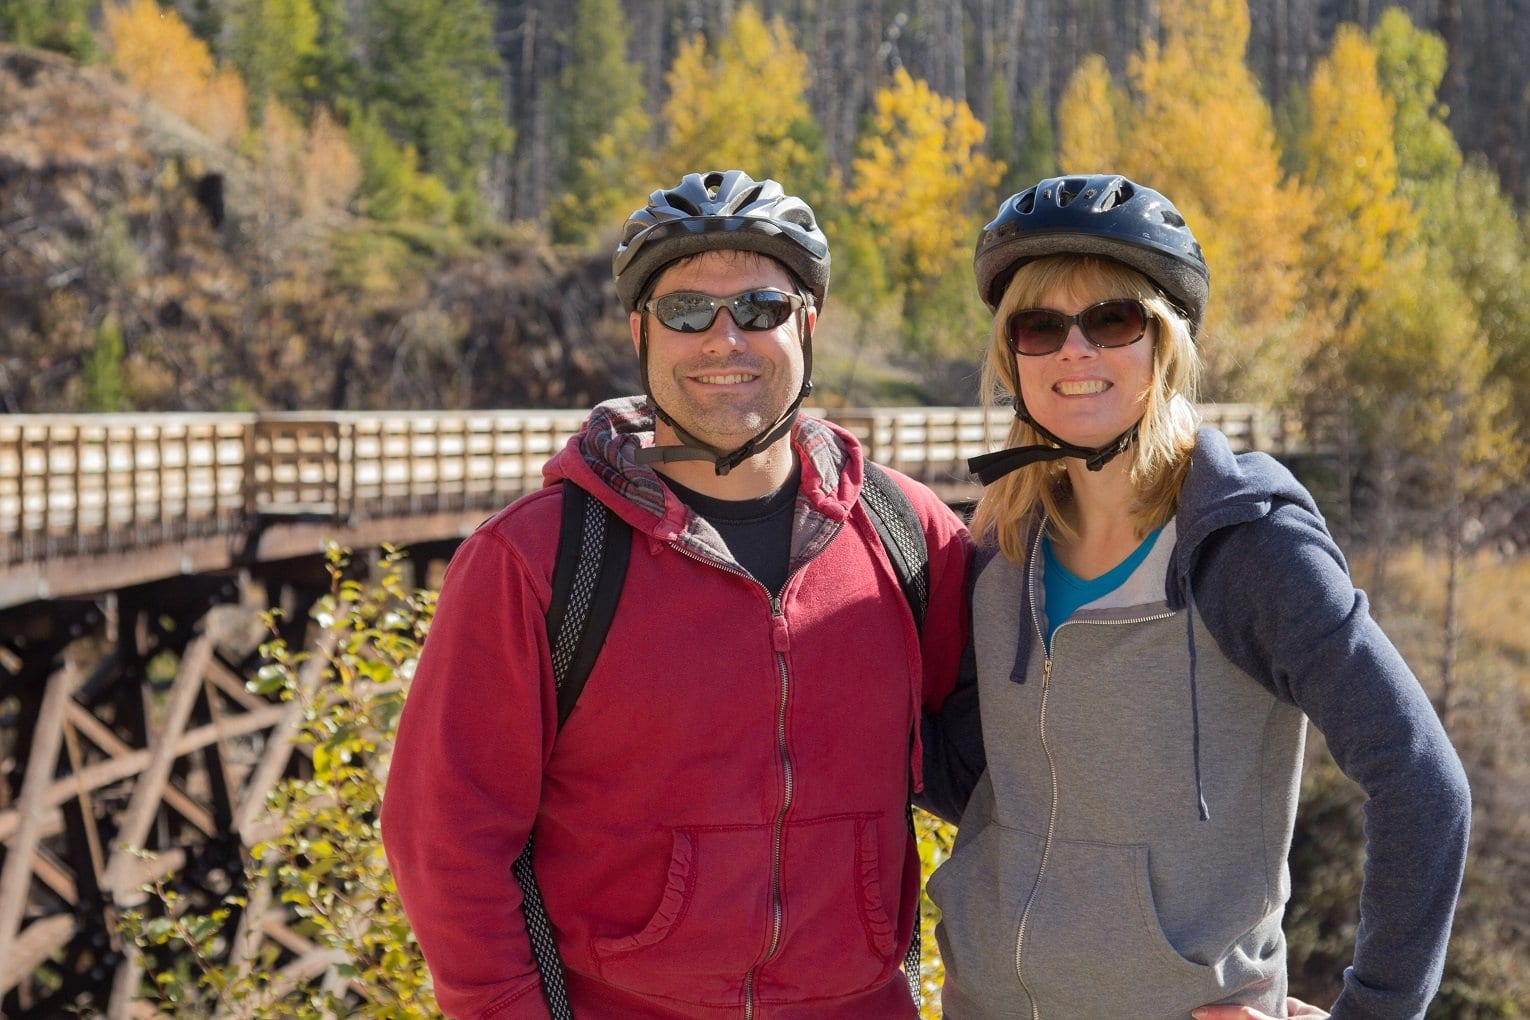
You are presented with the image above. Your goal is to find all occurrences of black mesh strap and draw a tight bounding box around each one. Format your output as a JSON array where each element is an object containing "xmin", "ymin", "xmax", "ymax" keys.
[
  {"xmin": 904, "ymin": 799, "xmax": 924, "ymax": 1010},
  {"xmin": 512, "ymin": 835, "xmax": 572, "ymax": 1019},
  {"xmin": 859, "ymin": 462, "xmax": 929, "ymax": 631},
  {"xmin": 861, "ymin": 463, "xmax": 930, "ymax": 1008},
  {"xmin": 513, "ymin": 482, "xmax": 631, "ymax": 1018}
]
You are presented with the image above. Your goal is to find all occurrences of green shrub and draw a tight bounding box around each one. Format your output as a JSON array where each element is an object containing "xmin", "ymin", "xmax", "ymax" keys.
[{"xmin": 121, "ymin": 543, "xmax": 439, "ymax": 1018}]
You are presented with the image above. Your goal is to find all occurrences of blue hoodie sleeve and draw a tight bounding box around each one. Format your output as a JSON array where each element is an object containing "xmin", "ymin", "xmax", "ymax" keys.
[
  {"xmin": 917, "ymin": 632, "xmax": 984, "ymax": 823},
  {"xmin": 1193, "ymin": 503, "xmax": 1471, "ymax": 1020}
]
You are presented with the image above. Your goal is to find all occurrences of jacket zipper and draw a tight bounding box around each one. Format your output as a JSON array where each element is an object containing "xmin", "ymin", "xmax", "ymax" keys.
[
  {"xmin": 745, "ymin": 589, "xmax": 794, "ymax": 1020},
  {"xmin": 669, "ymin": 526, "xmax": 839, "ymax": 1019},
  {"xmin": 1013, "ymin": 525, "xmax": 1172, "ymax": 1018}
]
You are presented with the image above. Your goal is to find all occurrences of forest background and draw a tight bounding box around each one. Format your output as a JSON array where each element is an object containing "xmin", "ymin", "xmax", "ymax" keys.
[{"xmin": 2, "ymin": 0, "xmax": 1528, "ymax": 1015}]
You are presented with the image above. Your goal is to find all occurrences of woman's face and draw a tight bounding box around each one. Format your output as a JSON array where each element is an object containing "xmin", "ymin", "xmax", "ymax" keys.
[{"xmin": 1012, "ymin": 281, "xmax": 1157, "ymax": 450}]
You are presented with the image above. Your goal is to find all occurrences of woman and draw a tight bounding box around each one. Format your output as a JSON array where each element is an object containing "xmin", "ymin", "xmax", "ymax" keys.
[{"xmin": 920, "ymin": 174, "xmax": 1470, "ymax": 1019}]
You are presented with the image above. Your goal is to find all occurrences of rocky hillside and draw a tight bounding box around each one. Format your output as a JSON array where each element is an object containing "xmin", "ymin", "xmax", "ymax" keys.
[{"xmin": 0, "ymin": 43, "xmax": 635, "ymax": 414}]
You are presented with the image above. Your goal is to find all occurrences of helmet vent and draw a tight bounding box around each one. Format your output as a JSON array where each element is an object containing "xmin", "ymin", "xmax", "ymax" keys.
[
  {"xmin": 1160, "ymin": 210, "xmax": 1186, "ymax": 227},
  {"xmin": 1099, "ymin": 179, "xmax": 1133, "ymax": 209},
  {"xmin": 1055, "ymin": 180, "xmax": 1083, "ymax": 206},
  {"xmin": 1016, "ymin": 190, "xmax": 1037, "ymax": 214}
]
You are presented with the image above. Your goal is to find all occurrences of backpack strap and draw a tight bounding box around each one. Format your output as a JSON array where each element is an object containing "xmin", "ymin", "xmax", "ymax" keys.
[
  {"xmin": 514, "ymin": 480, "xmax": 632, "ymax": 1019},
  {"xmin": 858, "ymin": 461, "xmax": 929, "ymax": 633},
  {"xmin": 545, "ymin": 480, "xmax": 631, "ymax": 728},
  {"xmin": 857, "ymin": 461, "xmax": 932, "ymax": 1009}
]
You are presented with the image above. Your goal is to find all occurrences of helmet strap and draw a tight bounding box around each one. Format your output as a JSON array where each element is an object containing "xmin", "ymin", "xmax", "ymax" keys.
[{"xmin": 968, "ymin": 355, "xmax": 1140, "ymax": 485}]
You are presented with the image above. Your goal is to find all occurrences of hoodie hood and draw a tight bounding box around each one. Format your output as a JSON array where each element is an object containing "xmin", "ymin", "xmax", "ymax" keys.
[
  {"xmin": 542, "ymin": 396, "xmax": 865, "ymax": 570},
  {"xmin": 1167, "ymin": 427, "xmax": 1323, "ymax": 610}
]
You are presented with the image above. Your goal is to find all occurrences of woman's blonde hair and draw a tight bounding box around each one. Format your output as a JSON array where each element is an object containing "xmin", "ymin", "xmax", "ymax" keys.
[{"xmin": 970, "ymin": 254, "xmax": 1202, "ymax": 564}]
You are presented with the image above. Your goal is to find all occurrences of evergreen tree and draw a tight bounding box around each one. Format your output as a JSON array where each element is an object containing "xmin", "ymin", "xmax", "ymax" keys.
[
  {"xmin": 988, "ymin": 74, "xmax": 1020, "ymax": 195},
  {"xmin": 225, "ymin": 0, "xmax": 320, "ymax": 119},
  {"xmin": 83, "ymin": 316, "xmax": 127, "ymax": 412},
  {"xmin": 992, "ymin": 81, "xmax": 1056, "ymax": 196},
  {"xmin": 1014, "ymin": 92, "xmax": 1057, "ymax": 190},
  {"xmin": 548, "ymin": 0, "xmax": 650, "ymax": 245},
  {"xmin": 0, "ymin": 0, "xmax": 92, "ymax": 58},
  {"xmin": 357, "ymin": 0, "xmax": 511, "ymax": 220}
]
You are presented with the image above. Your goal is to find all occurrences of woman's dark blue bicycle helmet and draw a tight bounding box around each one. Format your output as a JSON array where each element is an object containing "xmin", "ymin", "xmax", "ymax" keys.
[{"xmin": 974, "ymin": 173, "xmax": 1209, "ymax": 333}]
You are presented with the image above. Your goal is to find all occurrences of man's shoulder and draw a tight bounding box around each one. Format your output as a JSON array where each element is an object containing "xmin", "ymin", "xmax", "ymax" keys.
[{"xmin": 472, "ymin": 483, "xmax": 567, "ymax": 550}]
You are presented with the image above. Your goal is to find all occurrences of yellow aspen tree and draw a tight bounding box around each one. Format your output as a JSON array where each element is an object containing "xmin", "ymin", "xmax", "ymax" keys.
[
  {"xmin": 103, "ymin": 0, "xmax": 247, "ymax": 145},
  {"xmin": 1300, "ymin": 24, "xmax": 1417, "ymax": 331},
  {"xmin": 655, "ymin": 4, "xmax": 821, "ymax": 192},
  {"xmin": 850, "ymin": 68, "xmax": 1002, "ymax": 280},
  {"xmin": 1124, "ymin": 0, "xmax": 1310, "ymax": 399},
  {"xmin": 302, "ymin": 107, "xmax": 362, "ymax": 214},
  {"xmin": 848, "ymin": 67, "xmax": 1002, "ymax": 356},
  {"xmin": 1056, "ymin": 54, "xmax": 1127, "ymax": 175}
]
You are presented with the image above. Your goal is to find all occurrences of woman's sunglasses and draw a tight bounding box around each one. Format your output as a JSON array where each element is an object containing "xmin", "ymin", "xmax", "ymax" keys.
[
  {"xmin": 645, "ymin": 289, "xmax": 807, "ymax": 333},
  {"xmin": 1005, "ymin": 298, "xmax": 1150, "ymax": 356}
]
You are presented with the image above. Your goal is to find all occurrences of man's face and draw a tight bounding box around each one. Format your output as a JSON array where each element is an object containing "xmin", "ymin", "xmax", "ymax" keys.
[{"xmin": 631, "ymin": 250, "xmax": 812, "ymax": 452}]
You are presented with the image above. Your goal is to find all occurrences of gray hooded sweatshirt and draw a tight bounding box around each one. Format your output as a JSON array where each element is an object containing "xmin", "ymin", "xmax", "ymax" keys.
[{"xmin": 920, "ymin": 427, "xmax": 1470, "ymax": 1020}]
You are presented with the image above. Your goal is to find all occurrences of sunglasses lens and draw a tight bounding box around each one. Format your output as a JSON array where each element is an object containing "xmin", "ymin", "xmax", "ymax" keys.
[
  {"xmin": 1007, "ymin": 310, "xmax": 1069, "ymax": 355},
  {"xmin": 1006, "ymin": 300, "xmax": 1147, "ymax": 354},
  {"xmin": 1080, "ymin": 300, "xmax": 1147, "ymax": 347},
  {"xmin": 654, "ymin": 293, "xmax": 721, "ymax": 332},
  {"xmin": 730, "ymin": 291, "xmax": 796, "ymax": 330}
]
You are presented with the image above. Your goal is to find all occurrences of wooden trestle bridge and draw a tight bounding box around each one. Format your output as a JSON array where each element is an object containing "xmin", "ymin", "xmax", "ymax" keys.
[{"xmin": 0, "ymin": 404, "xmax": 1314, "ymax": 1017}]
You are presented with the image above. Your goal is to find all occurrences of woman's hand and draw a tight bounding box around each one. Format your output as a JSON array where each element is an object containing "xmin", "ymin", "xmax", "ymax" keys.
[{"xmin": 1192, "ymin": 997, "xmax": 1330, "ymax": 1019}]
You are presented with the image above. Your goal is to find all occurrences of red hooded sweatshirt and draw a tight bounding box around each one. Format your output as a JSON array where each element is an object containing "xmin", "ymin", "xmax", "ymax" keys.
[{"xmin": 381, "ymin": 397, "xmax": 970, "ymax": 1019}]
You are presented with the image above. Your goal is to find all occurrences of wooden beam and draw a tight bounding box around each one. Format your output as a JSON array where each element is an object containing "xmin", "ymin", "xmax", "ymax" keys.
[
  {"xmin": 0, "ymin": 661, "xmax": 77, "ymax": 989},
  {"xmin": 103, "ymin": 635, "xmax": 213, "ymax": 900}
]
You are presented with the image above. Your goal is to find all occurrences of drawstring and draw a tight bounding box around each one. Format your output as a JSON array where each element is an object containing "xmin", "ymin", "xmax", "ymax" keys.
[{"xmin": 1183, "ymin": 585, "xmax": 1211, "ymax": 822}]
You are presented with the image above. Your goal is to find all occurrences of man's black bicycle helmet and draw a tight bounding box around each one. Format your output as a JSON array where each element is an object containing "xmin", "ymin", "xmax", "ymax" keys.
[
  {"xmin": 973, "ymin": 173, "xmax": 1209, "ymax": 332},
  {"xmin": 613, "ymin": 170, "xmax": 830, "ymax": 313}
]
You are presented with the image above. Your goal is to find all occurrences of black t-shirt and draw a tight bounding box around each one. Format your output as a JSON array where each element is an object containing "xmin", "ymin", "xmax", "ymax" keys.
[{"xmin": 662, "ymin": 467, "xmax": 799, "ymax": 597}]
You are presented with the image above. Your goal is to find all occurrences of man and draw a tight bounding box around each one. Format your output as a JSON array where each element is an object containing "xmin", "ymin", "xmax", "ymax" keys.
[{"xmin": 381, "ymin": 170, "xmax": 970, "ymax": 1019}]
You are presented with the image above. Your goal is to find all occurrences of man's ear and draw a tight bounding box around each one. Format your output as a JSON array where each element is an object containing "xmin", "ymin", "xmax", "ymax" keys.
[{"xmin": 629, "ymin": 310, "xmax": 643, "ymax": 355}]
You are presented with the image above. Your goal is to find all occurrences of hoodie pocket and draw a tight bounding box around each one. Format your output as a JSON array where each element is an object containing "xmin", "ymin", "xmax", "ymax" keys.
[
  {"xmin": 589, "ymin": 826, "xmax": 766, "ymax": 1005},
  {"xmin": 926, "ymin": 822, "xmax": 1033, "ymax": 1014},
  {"xmin": 590, "ymin": 817, "xmax": 899, "ymax": 1006},
  {"xmin": 929, "ymin": 824, "xmax": 1226, "ymax": 1017},
  {"xmin": 1017, "ymin": 835, "xmax": 1224, "ymax": 1016}
]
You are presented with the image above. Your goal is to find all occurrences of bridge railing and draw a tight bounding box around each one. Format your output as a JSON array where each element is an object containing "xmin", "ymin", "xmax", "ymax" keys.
[
  {"xmin": 1, "ymin": 404, "xmax": 1314, "ymax": 566},
  {"xmin": 0, "ymin": 414, "xmax": 253, "ymax": 563}
]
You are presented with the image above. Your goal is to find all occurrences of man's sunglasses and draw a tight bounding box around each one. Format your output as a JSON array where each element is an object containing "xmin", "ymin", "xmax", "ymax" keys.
[
  {"xmin": 645, "ymin": 289, "xmax": 808, "ymax": 333},
  {"xmin": 1005, "ymin": 298, "xmax": 1150, "ymax": 356}
]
